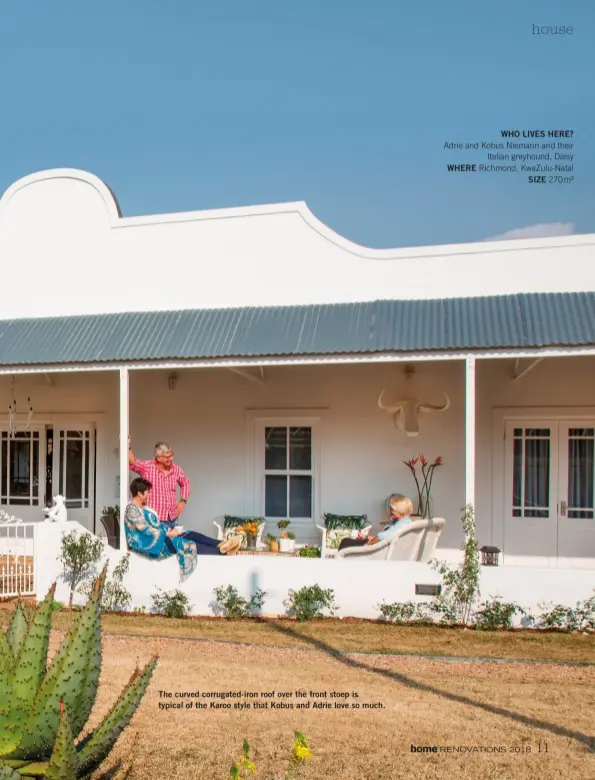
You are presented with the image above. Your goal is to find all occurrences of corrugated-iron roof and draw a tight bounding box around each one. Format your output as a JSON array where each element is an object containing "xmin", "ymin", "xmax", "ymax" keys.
[{"xmin": 0, "ymin": 292, "xmax": 593, "ymax": 367}]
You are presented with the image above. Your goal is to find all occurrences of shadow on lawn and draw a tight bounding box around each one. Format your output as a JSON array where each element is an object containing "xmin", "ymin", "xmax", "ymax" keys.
[{"xmin": 255, "ymin": 616, "xmax": 595, "ymax": 753}]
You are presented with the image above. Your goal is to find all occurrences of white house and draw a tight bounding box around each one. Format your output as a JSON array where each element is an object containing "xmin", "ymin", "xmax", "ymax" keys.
[{"xmin": 0, "ymin": 168, "xmax": 594, "ymax": 617}]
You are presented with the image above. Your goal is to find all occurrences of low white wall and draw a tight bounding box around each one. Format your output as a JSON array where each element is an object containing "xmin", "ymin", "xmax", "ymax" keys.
[{"xmin": 35, "ymin": 523, "xmax": 594, "ymax": 624}]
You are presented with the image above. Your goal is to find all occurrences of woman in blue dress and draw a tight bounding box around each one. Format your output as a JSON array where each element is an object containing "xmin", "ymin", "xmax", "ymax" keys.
[{"xmin": 124, "ymin": 478, "xmax": 242, "ymax": 582}]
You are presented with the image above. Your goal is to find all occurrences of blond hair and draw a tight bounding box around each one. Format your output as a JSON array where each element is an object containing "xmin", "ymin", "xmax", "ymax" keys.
[{"xmin": 390, "ymin": 495, "xmax": 414, "ymax": 517}]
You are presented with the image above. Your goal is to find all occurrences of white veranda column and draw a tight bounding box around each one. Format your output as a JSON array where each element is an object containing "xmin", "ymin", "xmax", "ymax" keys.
[
  {"xmin": 119, "ymin": 368, "xmax": 129, "ymax": 551},
  {"xmin": 465, "ymin": 355, "xmax": 476, "ymax": 508}
]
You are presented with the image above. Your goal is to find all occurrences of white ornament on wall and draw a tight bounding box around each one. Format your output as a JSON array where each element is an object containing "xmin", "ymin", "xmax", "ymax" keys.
[
  {"xmin": 42, "ymin": 495, "xmax": 68, "ymax": 523},
  {"xmin": 377, "ymin": 391, "xmax": 451, "ymax": 437}
]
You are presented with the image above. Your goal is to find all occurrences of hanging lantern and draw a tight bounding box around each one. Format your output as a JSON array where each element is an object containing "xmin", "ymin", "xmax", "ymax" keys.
[
  {"xmin": 480, "ymin": 546, "xmax": 501, "ymax": 566},
  {"xmin": 7, "ymin": 377, "xmax": 34, "ymax": 438}
]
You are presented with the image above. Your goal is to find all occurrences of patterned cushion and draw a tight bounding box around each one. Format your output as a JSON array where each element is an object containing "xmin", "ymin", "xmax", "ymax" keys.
[
  {"xmin": 323, "ymin": 513, "xmax": 368, "ymax": 531},
  {"xmin": 223, "ymin": 516, "xmax": 265, "ymax": 550},
  {"xmin": 326, "ymin": 526, "xmax": 370, "ymax": 550}
]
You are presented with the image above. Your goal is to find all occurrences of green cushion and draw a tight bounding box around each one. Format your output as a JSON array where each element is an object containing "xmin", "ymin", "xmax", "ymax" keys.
[{"xmin": 323, "ymin": 513, "xmax": 368, "ymax": 531}]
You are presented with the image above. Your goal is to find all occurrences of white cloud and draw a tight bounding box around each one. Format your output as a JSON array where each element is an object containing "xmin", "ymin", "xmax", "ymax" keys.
[{"xmin": 485, "ymin": 222, "xmax": 575, "ymax": 241}]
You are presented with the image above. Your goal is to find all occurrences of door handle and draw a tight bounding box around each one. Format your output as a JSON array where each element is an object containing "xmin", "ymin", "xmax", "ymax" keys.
[{"xmin": 560, "ymin": 501, "xmax": 567, "ymax": 516}]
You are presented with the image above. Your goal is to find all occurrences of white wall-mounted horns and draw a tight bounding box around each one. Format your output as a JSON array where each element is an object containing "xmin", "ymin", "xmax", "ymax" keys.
[{"xmin": 377, "ymin": 391, "xmax": 451, "ymax": 437}]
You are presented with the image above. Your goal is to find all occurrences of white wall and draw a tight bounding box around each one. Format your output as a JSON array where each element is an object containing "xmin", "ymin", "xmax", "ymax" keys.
[
  {"xmin": 127, "ymin": 361, "xmax": 466, "ymax": 549},
  {"xmin": 0, "ymin": 169, "xmax": 593, "ymax": 320},
  {"xmin": 35, "ymin": 522, "xmax": 594, "ymax": 622}
]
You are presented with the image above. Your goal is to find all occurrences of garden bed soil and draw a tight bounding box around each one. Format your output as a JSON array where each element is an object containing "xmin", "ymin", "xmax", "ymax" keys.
[{"xmin": 99, "ymin": 611, "xmax": 593, "ymax": 633}]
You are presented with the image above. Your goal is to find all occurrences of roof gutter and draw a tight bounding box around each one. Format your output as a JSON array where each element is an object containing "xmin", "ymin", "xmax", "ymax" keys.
[{"xmin": 0, "ymin": 345, "xmax": 594, "ymax": 375}]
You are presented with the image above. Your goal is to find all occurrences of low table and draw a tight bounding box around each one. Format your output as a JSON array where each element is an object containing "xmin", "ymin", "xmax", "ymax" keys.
[{"xmin": 237, "ymin": 550, "xmax": 300, "ymax": 557}]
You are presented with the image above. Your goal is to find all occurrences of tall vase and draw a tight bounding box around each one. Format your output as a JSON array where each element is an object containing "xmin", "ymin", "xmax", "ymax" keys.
[{"xmin": 246, "ymin": 534, "xmax": 257, "ymax": 550}]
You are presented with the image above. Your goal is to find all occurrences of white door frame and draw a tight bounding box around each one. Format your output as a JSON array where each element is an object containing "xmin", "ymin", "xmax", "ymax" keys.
[{"xmin": 50, "ymin": 425, "xmax": 96, "ymax": 530}]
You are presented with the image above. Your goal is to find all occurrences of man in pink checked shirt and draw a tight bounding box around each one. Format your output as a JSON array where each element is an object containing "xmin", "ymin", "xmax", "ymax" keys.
[{"xmin": 128, "ymin": 437, "xmax": 190, "ymax": 530}]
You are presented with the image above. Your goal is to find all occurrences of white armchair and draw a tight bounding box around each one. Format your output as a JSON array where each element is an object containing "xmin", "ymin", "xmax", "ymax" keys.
[
  {"xmin": 335, "ymin": 518, "xmax": 446, "ymax": 562},
  {"xmin": 213, "ymin": 516, "xmax": 267, "ymax": 550}
]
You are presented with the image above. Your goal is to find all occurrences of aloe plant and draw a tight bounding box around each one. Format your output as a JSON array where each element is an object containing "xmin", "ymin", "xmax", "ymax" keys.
[{"xmin": 0, "ymin": 563, "xmax": 158, "ymax": 778}]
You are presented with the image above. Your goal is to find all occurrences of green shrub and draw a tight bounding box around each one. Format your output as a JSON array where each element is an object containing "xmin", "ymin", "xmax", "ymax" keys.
[
  {"xmin": 79, "ymin": 553, "xmax": 132, "ymax": 612},
  {"xmin": 474, "ymin": 596, "xmax": 527, "ymax": 630},
  {"xmin": 298, "ymin": 547, "xmax": 321, "ymax": 558},
  {"xmin": 536, "ymin": 593, "xmax": 595, "ymax": 631},
  {"xmin": 150, "ymin": 588, "xmax": 193, "ymax": 618},
  {"xmin": 376, "ymin": 600, "xmax": 432, "ymax": 624},
  {"xmin": 59, "ymin": 530, "xmax": 105, "ymax": 609},
  {"xmin": 429, "ymin": 504, "xmax": 480, "ymax": 625},
  {"xmin": 285, "ymin": 585, "xmax": 337, "ymax": 621},
  {"xmin": 211, "ymin": 585, "xmax": 267, "ymax": 618}
]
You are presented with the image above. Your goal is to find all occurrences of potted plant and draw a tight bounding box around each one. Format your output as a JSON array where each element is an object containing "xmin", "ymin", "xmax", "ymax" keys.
[
  {"xmin": 266, "ymin": 534, "xmax": 279, "ymax": 553},
  {"xmin": 100, "ymin": 505, "xmax": 120, "ymax": 546},
  {"xmin": 237, "ymin": 521, "xmax": 259, "ymax": 550},
  {"xmin": 277, "ymin": 520, "xmax": 293, "ymax": 552},
  {"xmin": 285, "ymin": 530, "xmax": 296, "ymax": 553},
  {"xmin": 402, "ymin": 454, "xmax": 443, "ymax": 519}
]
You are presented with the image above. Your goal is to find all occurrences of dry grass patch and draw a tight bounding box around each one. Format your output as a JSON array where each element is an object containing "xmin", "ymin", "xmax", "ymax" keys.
[
  {"xmin": 72, "ymin": 632, "xmax": 595, "ymax": 779},
  {"xmin": 2, "ymin": 604, "xmax": 594, "ymax": 664},
  {"xmin": 25, "ymin": 609, "xmax": 595, "ymax": 665}
]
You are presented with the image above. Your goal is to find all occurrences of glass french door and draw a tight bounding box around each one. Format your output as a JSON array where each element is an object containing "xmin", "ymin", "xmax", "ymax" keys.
[
  {"xmin": 504, "ymin": 420, "xmax": 595, "ymax": 559},
  {"xmin": 50, "ymin": 427, "xmax": 95, "ymax": 528},
  {"xmin": 504, "ymin": 421, "xmax": 559, "ymax": 557},
  {"xmin": 557, "ymin": 423, "xmax": 595, "ymax": 558}
]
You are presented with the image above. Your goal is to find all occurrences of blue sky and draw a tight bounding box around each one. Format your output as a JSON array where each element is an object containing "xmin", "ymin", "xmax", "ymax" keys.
[{"xmin": 0, "ymin": 1, "xmax": 593, "ymax": 247}]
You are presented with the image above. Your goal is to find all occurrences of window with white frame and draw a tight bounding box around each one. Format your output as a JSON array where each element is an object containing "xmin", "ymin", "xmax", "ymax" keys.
[
  {"xmin": 511, "ymin": 427, "xmax": 551, "ymax": 518},
  {"xmin": 567, "ymin": 427, "xmax": 594, "ymax": 519},
  {"xmin": 56, "ymin": 430, "xmax": 92, "ymax": 509},
  {"xmin": 263, "ymin": 426, "xmax": 313, "ymax": 520},
  {"xmin": 0, "ymin": 431, "xmax": 40, "ymax": 506}
]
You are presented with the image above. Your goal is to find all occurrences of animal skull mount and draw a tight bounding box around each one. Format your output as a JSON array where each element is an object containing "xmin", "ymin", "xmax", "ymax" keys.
[{"xmin": 378, "ymin": 391, "xmax": 451, "ymax": 437}]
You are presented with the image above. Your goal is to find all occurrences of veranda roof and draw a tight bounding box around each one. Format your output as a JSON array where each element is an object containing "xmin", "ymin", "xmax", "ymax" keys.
[{"xmin": 0, "ymin": 292, "xmax": 594, "ymax": 367}]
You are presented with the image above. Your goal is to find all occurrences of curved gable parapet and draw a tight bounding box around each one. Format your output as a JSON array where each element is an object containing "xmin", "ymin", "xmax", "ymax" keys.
[
  {"xmin": 0, "ymin": 168, "xmax": 594, "ymax": 322},
  {"xmin": 0, "ymin": 168, "xmax": 123, "ymax": 224},
  {"xmin": 1, "ymin": 168, "xmax": 592, "ymax": 259},
  {"xmin": 295, "ymin": 201, "xmax": 595, "ymax": 260}
]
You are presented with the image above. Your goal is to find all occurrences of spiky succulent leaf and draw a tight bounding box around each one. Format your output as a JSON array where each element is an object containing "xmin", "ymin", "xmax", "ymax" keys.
[
  {"xmin": 0, "ymin": 764, "xmax": 22, "ymax": 778},
  {"xmin": 14, "ymin": 761, "xmax": 49, "ymax": 775},
  {"xmin": 71, "ymin": 573, "xmax": 104, "ymax": 736},
  {"xmin": 11, "ymin": 584, "xmax": 56, "ymax": 710},
  {"xmin": 43, "ymin": 565, "xmax": 106, "ymax": 694},
  {"xmin": 7, "ymin": 602, "xmax": 29, "ymax": 659},
  {"xmin": 8, "ymin": 566, "xmax": 107, "ymax": 760},
  {"xmin": 45, "ymin": 703, "xmax": 78, "ymax": 780},
  {"xmin": 0, "ymin": 630, "xmax": 15, "ymax": 677},
  {"xmin": 0, "ymin": 669, "xmax": 22, "ymax": 755},
  {"xmin": 0, "ymin": 588, "xmax": 57, "ymax": 757},
  {"xmin": 76, "ymin": 656, "xmax": 157, "ymax": 776},
  {"xmin": 110, "ymin": 761, "xmax": 133, "ymax": 779}
]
